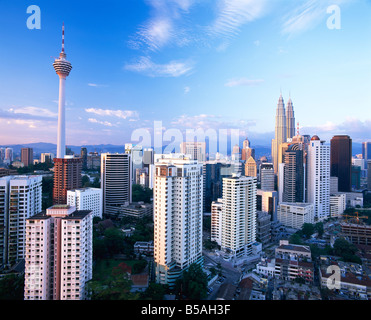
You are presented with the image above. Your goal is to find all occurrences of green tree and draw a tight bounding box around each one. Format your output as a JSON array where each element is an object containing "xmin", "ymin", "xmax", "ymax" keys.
[
  {"xmin": 132, "ymin": 260, "xmax": 147, "ymax": 274},
  {"xmin": 103, "ymin": 227, "xmax": 125, "ymax": 256},
  {"xmin": 301, "ymin": 223, "xmax": 315, "ymax": 238},
  {"xmin": 141, "ymin": 283, "xmax": 167, "ymax": 300},
  {"xmin": 0, "ymin": 274, "xmax": 24, "ymax": 300},
  {"xmin": 175, "ymin": 263, "xmax": 208, "ymax": 300},
  {"xmin": 132, "ymin": 184, "xmax": 153, "ymax": 203},
  {"xmin": 87, "ymin": 267, "xmax": 139, "ymax": 300},
  {"xmin": 332, "ymin": 238, "xmax": 362, "ymax": 264},
  {"xmin": 314, "ymin": 222, "xmax": 324, "ymax": 238},
  {"xmin": 289, "ymin": 233, "xmax": 303, "ymax": 245}
]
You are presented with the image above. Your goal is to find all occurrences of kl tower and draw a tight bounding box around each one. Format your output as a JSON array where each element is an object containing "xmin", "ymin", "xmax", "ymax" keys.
[
  {"xmin": 52, "ymin": 24, "xmax": 82, "ymax": 205},
  {"xmin": 53, "ymin": 23, "xmax": 72, "ymax": 158}
]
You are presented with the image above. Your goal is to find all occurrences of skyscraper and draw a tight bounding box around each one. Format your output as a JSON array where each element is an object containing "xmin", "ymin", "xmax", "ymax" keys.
[
  {"xmin": 362, "ymin": 142, "xmax": 371, "ymax": 169},
  {"xmin": 21, "ymin": 148, "xmax": 33, "ymax": 167},
  {"xmin": 286, "ymin": 97, "xmax": 295, "ymax": 140},
  {"xmin": 52, "ymin": 25, "xmax": 82, "ymax": 205},
  {"xmin": 282, "ymin": 144, "xmax": 304, "ymax": 203},
  {"xmin": 241, "ymin": 137, "xmax": 255, "ymax": 161},
  {"xmin": 330, "ymin": 135, "xmax": 352, "ymax": 192},
  {"xmin": 180, "ymin": 141, "xmax": 206, "ymax": 162},
  {"xmin": 154, "ymin": 154, "xmax": 203, "ymax": 287},
  {"xmin": 271, "ymin": 94, "xmax": 287, "ymax": 174},
  {"xmin": 245, "ymin": 156, "xmax": 257, "ymax": 177},
  {"xmin": 221, "ymin": 175, "xmax": 257, "ymax": 258},
  {"xmin": 101, "ymin": 153, "xmax": 132, "ymax": 217},
  {"xmin": 24, "ymin": 205, "xmax": 93, "ymax": 300},
  {"xmin": 80, "ymin": 147, "xmax": 88, "ymax": 170},
  {"xmin": 307, "ymin": 136, "xmax": 330, "ymax": 221},
  {"xmin": 260, "ymin": 162, "xmax": 275, "ymax": 191},
  {"xmin": 0, "ymin": 175, "xmax": 42, "ymax": 267}
]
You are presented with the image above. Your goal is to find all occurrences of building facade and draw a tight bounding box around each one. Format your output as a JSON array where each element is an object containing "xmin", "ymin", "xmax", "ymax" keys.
[
  {"xmin": 67, "ymin": 187, "xmax": 103, "ymax": 219},
  {"xmin": 24, "ymin": 205, "xmax": 93, "ymax": 300},
  {"xmin": 0, "ymin": 175, "xmax": 42, "ymax": 267},
  {"xmin": 154, "ymin": 154, "xmax": 203, "ymax": 287}
]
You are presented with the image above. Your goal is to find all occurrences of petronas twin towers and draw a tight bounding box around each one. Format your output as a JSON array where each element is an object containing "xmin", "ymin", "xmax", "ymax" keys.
[{"xmin": 271, "ymin": 93, "xmax": 296, "ymax": 174}]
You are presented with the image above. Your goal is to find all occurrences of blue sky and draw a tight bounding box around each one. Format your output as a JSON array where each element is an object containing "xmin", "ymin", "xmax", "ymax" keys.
[{"xmin": 0, "ymin": 0, "xmax": 370, "ymax": 148}]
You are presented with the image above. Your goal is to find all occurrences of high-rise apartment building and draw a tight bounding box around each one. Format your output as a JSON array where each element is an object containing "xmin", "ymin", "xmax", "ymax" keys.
[
  {"xmin": 53, "ymin": 156, "xmax": 83, "ymax": 205},
  {"xmin": 40, "ymin": 153, "xmax": 54, "ymax": 164},
  {"xmin": 0, "ymin": 175, "xmax": 42, "ymax": 267},
  {"xmin": 330, "ymin": 135, "xmax": 352, "ymax": 192},
  {"xmin": 67, "ymin": 187, "xmax": 103, "ymax": 219},
  {"xmin": 307, "ymin": 136, "xmax": 330, "ymax": 221},
  {"xmin": 154, "ymin": 154, "xmax": 203, "ymax": 287},
  {"xmin": 101, "ymin": 153, "xmax": 132, "ymax": 217},
  {"xmin": 257, "ymin": 189, "xmax": 278, "ymax": 221},
  {"xmin": 24, "ymin": 205, "xmax": 92, "ymax": 300},
  {"xmin": 211, "ymin": 198, "xmax": 223, "ymax": 245},
  {"xmin": 221, "ymin": 175, "xmax": 257, "ymax": 258},
  {"xmin": 21, "ymin": 148, "xmax": 33, "ymax": 167}
]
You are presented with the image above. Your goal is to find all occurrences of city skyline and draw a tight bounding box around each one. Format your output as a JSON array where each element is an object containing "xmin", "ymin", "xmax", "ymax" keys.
[{"xmin": 0, "ymin": 0, "xmax": 370, "ymax": 147}]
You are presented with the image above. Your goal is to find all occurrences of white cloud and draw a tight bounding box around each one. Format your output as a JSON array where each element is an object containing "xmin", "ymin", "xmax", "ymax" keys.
[
  {"xmin": 208, "ymin": 0, "xmax": 268, "ymax": 38},
  {"xmin": 88, "ymin": 83, "xmax": 108, "ymax": 87},
  {"xmin": 225, "ymin": 77, "xmax": 264, "ymax": 87},
  {"xmin": 184, "ymin": 86, "xmax": 191, "ymax": 94},
  {"xmin": 125, "ymin": 56, "xmax": 194, "ymax": 77},
  {"xmin": 88, "ymin": 118, "xmax": 115, "ymax": 127},
  {"xmin": 9, "ymin": 106, "xmax": 57, "ymax": 118},
  {"xmin": 85, "ymin": 108, "xmax": 139, "ymax": 120}
]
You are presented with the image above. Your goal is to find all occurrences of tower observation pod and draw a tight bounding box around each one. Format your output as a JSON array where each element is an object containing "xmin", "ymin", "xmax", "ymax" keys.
[{"xmin": 53, "ymin": 23, "xmax": 72, "ymax": 159}]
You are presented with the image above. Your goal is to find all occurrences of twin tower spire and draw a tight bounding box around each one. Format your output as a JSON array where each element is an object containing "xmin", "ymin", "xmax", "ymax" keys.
[{"xmin": 271, "ymin": 93, "xmax": 296, "ymax": 173}]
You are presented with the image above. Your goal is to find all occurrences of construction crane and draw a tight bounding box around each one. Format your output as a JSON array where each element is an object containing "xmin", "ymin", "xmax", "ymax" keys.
[{"xmin": 342, "ymin": 211, "xmax": 368, "ymax": 224}]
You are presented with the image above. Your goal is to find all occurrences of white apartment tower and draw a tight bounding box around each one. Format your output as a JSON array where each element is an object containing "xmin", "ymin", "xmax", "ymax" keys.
[
  {"xmin": 0, "ymin": 175, "xmax": 42, "ymax": 267},
  {"xmin": 221, "ymin": 175, "xmax": 257, "ymax": 258},
  {"xmin": 154, "ymin": 154, "xmax": 203, "ymax": 287},
  {"xmin": 101, "ymin": 153, "xmax": 132, "ymax": 217},
  {"xmin": 67, "ymin": 187, "xmax": 103, "ymax": 219},
  {"xmin": 307, "ymin": 136, "xmax": 330, "ymax": 221},
  {"xmin": 24, "ymin": 205, "xmax": 93, "ymax": 300},
  {"xmin": 211, "ymin": 198, "xmax": 223, "ymax": 245}
]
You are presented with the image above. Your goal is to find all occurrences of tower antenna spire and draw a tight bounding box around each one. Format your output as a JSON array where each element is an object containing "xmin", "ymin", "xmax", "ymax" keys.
[{"xmin": 62, "ymin": 22, "xmax": 65, "ymax": 53}]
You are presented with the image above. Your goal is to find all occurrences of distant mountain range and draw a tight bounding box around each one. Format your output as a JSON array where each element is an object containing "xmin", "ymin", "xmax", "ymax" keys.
[{"xmin": 0, "ymin": 141, "xmax": 364, "ymax": 159}]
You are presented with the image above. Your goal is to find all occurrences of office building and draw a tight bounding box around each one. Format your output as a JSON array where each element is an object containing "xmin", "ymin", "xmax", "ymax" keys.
[
  {"xmin": 282, "ymin": 144, "xmax": 304, "ymax": 203},
  {"xmin": 4, "ymin": 148, "xmax": 13, "ymax": 164},
  {"xmin": 153, "ymin": 154, "xmax": 203, "ymax": 287},
  {"xmin": 101, "ymin": 153, "xmax": 132, "ymax": 217},
  {"xmin": 40, "ymin": 153, "xmax": 54, "ymax": 164},
  {"xmin": 271, "ymin": 94, "xmax": 287, "ymax": 174},
  {"xmin": 24, "ymin": 205, "xmax": 93, "ymax": 300},
  {"xmin": 245, "ymin": 156, "xmax": 257, "ymax": 177},
  {"xmin": 241, "ymin": 137, "xmax": 255, "ymax": 161},
  {"xmin": 221, "ymin": 175, "xmax": 257, "ymax": 258},
  {"xmin": 67, "ymin": 187, "xmax": 103, "ymax": 219},
  {"xmin": 277, "ymin": 203, "xmax": 314, "ymax": 230},
  {"xmin": 21, "ymin": 148, "xmax": 33, "ymax": 167},
  {"xmin": 0, "ymin": 175, "xmax": 42, "ymax": 267},
  {"xmin": 180, "ymin": 141, "xmax": 206, "ymax": 162},
  {"xmin": 331, "ymin": 135, "xmax": 352, "ymax": 192},
  {"xmin": 259, "ymin": 163, "xmax": 274, "ymax": 191},
  {"xmin": 80, "ymin": 147, "xmax": 88, "ymax": 170},
  {"xmin": 307, "ymin": 136, "xmax": 330, "ymax": 221},
  {"xmin": 286, "ymin": 97, "xmax": 295, "ymax": 140},
  {"xmin": 256, "ymin": 189, "xmax": 278, "ymax": 221},
  {"xmin": 362, "ymin": 142, "xmax": 371, "ymax": 168}
]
